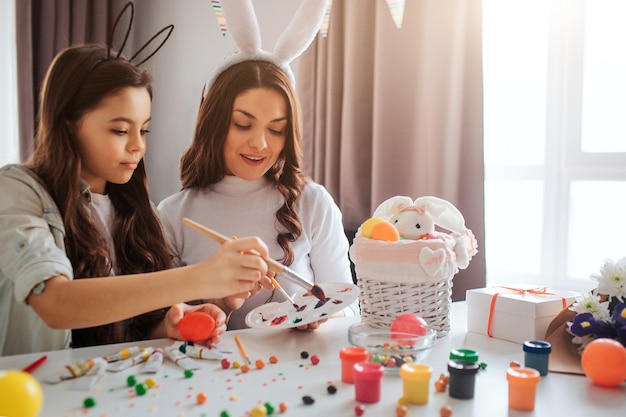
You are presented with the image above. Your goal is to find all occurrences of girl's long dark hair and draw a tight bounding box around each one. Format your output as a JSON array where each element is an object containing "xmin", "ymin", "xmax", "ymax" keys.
[
  {"xmin": 29, "ymin": 44, "xmax": 171, "ymax": 347},
  {"xmin": 180, "ymin": 60, "xmax": 305, "ymax": 265}
]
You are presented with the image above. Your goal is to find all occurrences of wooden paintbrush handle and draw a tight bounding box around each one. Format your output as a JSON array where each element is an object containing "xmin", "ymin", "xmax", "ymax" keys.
[{"xmin": 181, "ymin": 217, "xmax": 285, "ymax": 275}]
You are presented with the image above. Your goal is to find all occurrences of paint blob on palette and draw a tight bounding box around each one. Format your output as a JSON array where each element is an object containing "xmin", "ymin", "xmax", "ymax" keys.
[{"xmin": 245, "ymin": 282, "xmax": 358, "ymax": 329}]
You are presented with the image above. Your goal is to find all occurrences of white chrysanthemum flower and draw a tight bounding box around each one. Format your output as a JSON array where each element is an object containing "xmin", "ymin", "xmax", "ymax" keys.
[
  {"xmin": 590, "ymin": 257, "xmax": 626, "ymax": 301},
  {"xmin": 568, "ymin": 291, "xmax": 611, "ymax": 320}
]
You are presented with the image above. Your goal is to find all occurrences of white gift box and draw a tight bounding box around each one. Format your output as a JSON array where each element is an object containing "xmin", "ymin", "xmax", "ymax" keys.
[{"xmin": 466, "ymin": 284, "xmax": 580, "ymax": 344}]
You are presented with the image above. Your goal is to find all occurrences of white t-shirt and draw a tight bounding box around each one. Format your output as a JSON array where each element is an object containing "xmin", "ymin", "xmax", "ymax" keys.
[{"xmin": 157, "ymin": 175, "xmax": 358, "ymax": 329}]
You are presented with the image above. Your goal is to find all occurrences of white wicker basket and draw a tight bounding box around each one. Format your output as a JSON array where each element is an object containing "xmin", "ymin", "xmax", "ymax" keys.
[
  {"xmin": 350, "ymin": 234, "xmax": 462, "ymax": 337},
  {"xmin": 354, "ymin": 261, "xmax": 453, "ymax": 337}
]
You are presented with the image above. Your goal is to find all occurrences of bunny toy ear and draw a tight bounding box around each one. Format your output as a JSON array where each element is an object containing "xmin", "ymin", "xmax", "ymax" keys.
[
  {"xmin": 413, "ymin": 196, "xmax": 467, "ymax": 233},
  {"xmin": 206, "ymin": 0, "xmax": 329, "ymax": 90},
  {"xmin": 372, "ymin": 196, "xmax": 414, "ymax": 221}
]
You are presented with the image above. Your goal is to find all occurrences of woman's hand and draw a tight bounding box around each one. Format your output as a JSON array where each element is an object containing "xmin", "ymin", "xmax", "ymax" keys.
[{"xmin": 164, "ymin": 303, "xmax": 227, "ymax": 346}]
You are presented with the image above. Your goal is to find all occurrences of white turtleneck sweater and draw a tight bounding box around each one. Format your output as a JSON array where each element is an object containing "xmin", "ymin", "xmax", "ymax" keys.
[{"xmin": 157, "ymin": 175, "xmax": 358, "ymax": 329}]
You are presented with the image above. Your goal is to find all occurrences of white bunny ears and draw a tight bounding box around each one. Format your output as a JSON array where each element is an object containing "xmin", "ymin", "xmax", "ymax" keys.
[{"xmin": 205, "ymin": 0, "xmax": 329, "ymax": 89}]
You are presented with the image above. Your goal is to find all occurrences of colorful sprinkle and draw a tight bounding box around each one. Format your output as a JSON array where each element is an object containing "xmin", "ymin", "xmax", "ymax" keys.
[
  {"xmin": 396, "ymin": 404, "xmax": 409, "ymax": 417},
  {"xmin": 135, "ymin": 383, "xmax": 148, "ymax": 396},
  {"xmin": 127, "ymin": 375, "xmax": 137, "ymax": 387},
  {"xmin": 145, "ymin": 377, "xmax": 157, "ymax": 388},
  {"xmin": 310, "ymin": 355, "xmax": 320, "ymax": 365},
  {"xmin": 196, "ymin": 392, "xmax": 208, "ymax": 405},
  {"xmin": 264, "ymin": 402, "xmax": 275, "ymax": 414},
  {"xmin": 83, "ymin": 397, "xmax": 96, "ymax": 408},
  {"xmin": 184, "ymin": 369, "xmax": 194, "ymax": 378},
  {"xmin": 440, "ymin": 405, "xmax": 453, "ymax": 417},
  {"xmin": 250, "ymin": 405, "xmax": 267, "ymax": 417},
  {"xmin": 220, "ymin": 411, "xmax": 231, "ymax": 417}
]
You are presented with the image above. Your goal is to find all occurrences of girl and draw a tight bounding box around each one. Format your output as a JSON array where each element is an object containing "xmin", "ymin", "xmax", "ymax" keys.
[
  {"xmin": 158, "ymin": 60, "xmax": 358, "ymax": 330},
  {"xmin": 0, "ymin": 45, "xmax": 270, "ymax": 356}
]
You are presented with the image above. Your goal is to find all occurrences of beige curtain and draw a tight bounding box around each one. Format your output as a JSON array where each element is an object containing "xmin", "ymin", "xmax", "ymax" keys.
[
  {"xmin": 16, "ymin": 0, "xmax": 124, "ymax": 162},
  {"xmin": 297, "ymin": 0, "xmax": 485, "ymax": 300}
]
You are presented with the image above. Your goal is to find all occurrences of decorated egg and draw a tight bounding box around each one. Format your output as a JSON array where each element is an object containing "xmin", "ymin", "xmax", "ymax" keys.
[
  {"xmin": 360, "ymin": 217, "xmax": 399, "ymax": 241},
  {"xmin": 581, "ymin": 338, "xmax": 626, "ymax": 387},
  {"xmin": 178, "ymin": 311, "xmax": 216, "ymax": 342},
  {"xmin": 391, "ymin": 314, "xmax": 429, "ymax": 337},
  {"xmin": 0, "ymin": 370, "xmax": 43, "ymax": 417}
]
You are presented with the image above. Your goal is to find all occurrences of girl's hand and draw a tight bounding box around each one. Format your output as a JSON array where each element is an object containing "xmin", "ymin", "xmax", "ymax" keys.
[{"xmin": 164, "ymin": 303, "xmax": 227, "ymax": 346}]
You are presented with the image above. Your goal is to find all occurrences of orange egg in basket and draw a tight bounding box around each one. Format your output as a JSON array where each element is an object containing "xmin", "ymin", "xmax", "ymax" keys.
[{"xmin": 580, "ymin": 338, "xmax": 626, "ymax": 387}]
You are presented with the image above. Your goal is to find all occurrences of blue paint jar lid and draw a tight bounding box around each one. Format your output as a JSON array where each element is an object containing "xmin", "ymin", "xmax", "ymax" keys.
[{"xmin": 523, "ymin": 340, "xmax": 552, "ymax": 354}]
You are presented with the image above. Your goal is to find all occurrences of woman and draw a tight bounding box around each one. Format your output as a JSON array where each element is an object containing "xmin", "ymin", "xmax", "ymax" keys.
[
  {"xmin": 158, "ymin": 60, "xmax": 358, "ymax": 330},
  {"xmin": 0, "ymin": 45, "xmax": 270, "ymax": 356}
]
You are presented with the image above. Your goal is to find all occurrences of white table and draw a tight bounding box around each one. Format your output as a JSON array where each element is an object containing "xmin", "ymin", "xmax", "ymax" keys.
[{"xmin": 1, "ymin": 302, "xmax": 624, "ymax": 417}]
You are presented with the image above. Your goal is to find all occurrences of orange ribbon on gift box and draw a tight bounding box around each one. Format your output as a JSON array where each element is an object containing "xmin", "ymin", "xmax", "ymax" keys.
[{"xmin": 487, "ymin": 286, "xmax": 568, "ymax": 338}]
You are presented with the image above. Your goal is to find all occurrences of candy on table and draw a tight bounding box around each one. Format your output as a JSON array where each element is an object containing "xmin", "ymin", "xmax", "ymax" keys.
[
  {"xmin": 354, "ymin": 404, "xmax": 366, "ymax": 416},
  {"xmin": 83, "ymin": 397, "xmax": 96, "ymax": 408},
  {"xmin": 395, "ymin": 404, "xmax": 409, "ymax": 417},
  {"xmin": 310, "ymin": 354, "xmax": 320, "ymax": 365},
  {"xmin": 302, "ymin": 395, "xmax": 315, "ymax": 405},
  {"xmin": 255, "ymin": 359, "xmax": 266, "ymax": 369},
  {"xmin": 269, "ymin": 355, "xmax": 279, "ymax": 363},
  {"xmin": 221, "ymin": 358, "xmax": 231, "ymax": 369},
  {"xmin": 197, "ymin": 392, "xmax": 208, "ymax": 405},
  {"xmin": 440, "ymin": 404, "xmax": 453, "ymax": 417}
]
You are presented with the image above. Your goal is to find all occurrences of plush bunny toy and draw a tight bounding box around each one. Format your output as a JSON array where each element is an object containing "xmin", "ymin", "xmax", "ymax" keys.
[{"xmin": 372, "ymin": 196, "xmax": 473, "ymax": 268}]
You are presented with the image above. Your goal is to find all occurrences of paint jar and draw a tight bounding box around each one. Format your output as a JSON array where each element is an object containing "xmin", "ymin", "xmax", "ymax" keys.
[
  {"xmin": 449, "ymin": 348, "xmax": 479, "ymax": 363},
  {"xmin": 447, "ymin": 360, "xmax": 480, "ymax": 399},
  {"xmin": 507, "ymin": 366, "xmax": 540, "ymax": 411},
  {"xmin": 523, "ymin": 340, "xmax": 551, "ymax": 376},
  {"xmin": 353, "ymin": 361, "xmax": 385, "ymax": 403},
  {"xmin": 399, "ymin": 363, "xmax": 432, "ymax": 404},
  {"xmin": 339, "ymin": 347, "xmax": 370, "ymax": 383}
]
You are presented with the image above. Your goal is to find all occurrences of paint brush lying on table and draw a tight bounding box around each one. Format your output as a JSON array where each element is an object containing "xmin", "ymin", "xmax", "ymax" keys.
[{"xmin": 182, "ymin": 217, "xmax": 327, "ymax": 303}]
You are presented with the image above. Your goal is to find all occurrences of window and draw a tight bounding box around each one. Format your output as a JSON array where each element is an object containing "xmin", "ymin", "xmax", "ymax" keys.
[
  {"xmin": 0, "ymin": 0, "xmax": 19, "ymax": 166},
  {"xmin": 483, "ymin": 0, "xmax": 626, "ymax": 293}
]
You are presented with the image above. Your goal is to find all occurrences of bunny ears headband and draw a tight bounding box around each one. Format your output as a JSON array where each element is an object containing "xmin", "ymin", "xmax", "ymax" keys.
[
  {"xmin": 106, "ymin": 2, "xmax": 174, "ymax": 66},
  {"xmin": 205, "ymin": 0, "xmax": 329, "ymax": 91}
]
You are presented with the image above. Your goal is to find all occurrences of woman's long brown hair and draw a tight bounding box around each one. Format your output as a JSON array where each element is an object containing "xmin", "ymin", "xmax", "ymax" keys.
[
  {"xmin": 180, "ymin": 60, "xmax": 305, "ymax": 265},
  {"xmin": 28, "ymin": 44, "xmax": 171, "ymax": 347}
]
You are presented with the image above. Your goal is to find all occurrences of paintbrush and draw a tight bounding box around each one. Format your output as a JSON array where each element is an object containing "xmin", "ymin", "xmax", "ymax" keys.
[
  {"xmin": 182, "ymin": 217, "xmax": 327, "ymax": 303},
  {"xmin": 269, "ymin": 275, "xmax": 302, "ymax": 311}
]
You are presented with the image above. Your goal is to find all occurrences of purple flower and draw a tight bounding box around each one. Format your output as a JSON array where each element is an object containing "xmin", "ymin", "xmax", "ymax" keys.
[{"xmin": 570, "ymin": 312, "xmax": 616, "ymax": 339}]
